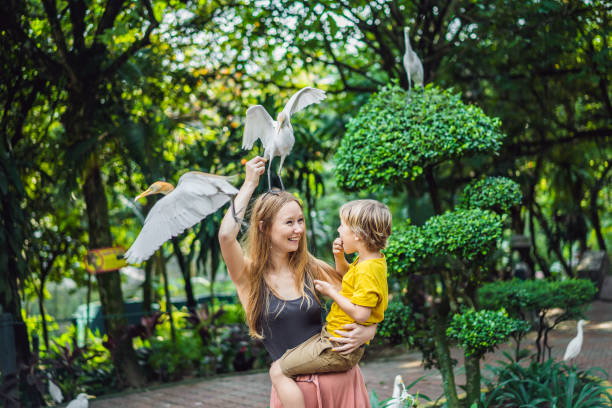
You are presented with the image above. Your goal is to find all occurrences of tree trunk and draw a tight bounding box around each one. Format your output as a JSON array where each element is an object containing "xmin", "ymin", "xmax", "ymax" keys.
[
  {"xmin": 143, "ymin": 259, "xmax": 153, "ymax": 315},
  {"xmin": 83, "ymin": 163, "xmax": 145, "ymax": 387},
  {"xmin": 528, "ymin": 207, "xmax": 551, "ymax": 278},
  {"xmin": 156, "ymin": 250, "xmax": 175, "ymax": 342},
  {"xmin": 432, "ymin": 314, "xmax": 459, "ymax": 407},
  {"xmin": 0, "ymin": 175, "xmax": 44, "ymax": 407},
  {"xmin": 172, "ymin": 237, "xmax": 196, "ymax": 313},
  {"xmin": 589, "ymin": 166, "xmax": 611, "ymax": 252},
  {"xmin": 465, "ymin": 353, "xmax": 481, "ymax": 407},
  {"xmin": 425, "ymin": 166, "xmax": 443, "ymax": 215}
]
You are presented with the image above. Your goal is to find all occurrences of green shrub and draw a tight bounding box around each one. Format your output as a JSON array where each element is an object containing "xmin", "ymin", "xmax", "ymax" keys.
[
  {"xmin": 459, "ymin": 177, "xmax": 522, "ymax": 215},
  {"xmin": 335, "ymin": 84, "xmax": 504, "ymax": 192},
  {"xmin": 377, "ymin": 299, "xmax": 416, "ymax": 346},
  {"xmin": 478, "ymin": 279, "xmax": 597, "ymax": 362},
  {"xmin": 481, "ymin": 354, "xmax": 612, "ymax": 407},
  {"xmin": 386, "ymin": 209, "xmax": 503, "ymax": 276},
  {"xmin": 479, "ymin": 279, "xmax": 597, "ymax": 315},
  {"xmin": 446, "ymin": 309, "xmax": 529, "ymax": 358}
]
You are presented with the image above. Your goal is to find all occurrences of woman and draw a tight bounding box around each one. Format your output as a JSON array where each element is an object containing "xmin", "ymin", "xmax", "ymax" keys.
[{"xmin": 218, "ymin": 156, "xmax": 375, "ymax": 407}]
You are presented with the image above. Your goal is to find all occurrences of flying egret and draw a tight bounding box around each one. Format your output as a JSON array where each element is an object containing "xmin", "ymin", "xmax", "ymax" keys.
[
  {"xmin": 563, "ymin": 319, "xmax": 586, "ymax": 363},
  {"xmin": 242, "ymin": 86, "xmax": 326, "ymax": 190},
  {"xmin": 125, "ymin": 172, "xmax": 239, "ymax": 264},
  {"xmin": 65, "ymin": 393, "xmax": 94, "ymax": 408},
  {"xmin": 46, "ymin": 373, "xmax": 63, "ymax": 404},
  {"xmin": 385, "ymin": 375, "xmax": 414, "ymax": 408},
  {"xmin": 403, "ymin": 27, "xmax": 424, "ymax": 94}
]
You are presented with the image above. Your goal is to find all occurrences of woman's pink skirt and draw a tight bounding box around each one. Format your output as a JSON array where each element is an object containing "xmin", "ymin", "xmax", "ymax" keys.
[{"xmin": 270, "ymin": 365, "xmax": 371, "ymax": 408}]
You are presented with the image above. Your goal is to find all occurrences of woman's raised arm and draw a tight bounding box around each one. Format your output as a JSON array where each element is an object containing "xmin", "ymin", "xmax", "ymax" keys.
[{"xmin": 218, "ymin": 156, "xmax": 266, "ymax": 291}]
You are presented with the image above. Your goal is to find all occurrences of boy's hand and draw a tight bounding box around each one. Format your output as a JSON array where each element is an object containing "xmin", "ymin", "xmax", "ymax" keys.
[
  {"xmin": 332, "ymin": 238, "xmax": 344, "ymax": 255},
  {"xmin": 314, "ymin": 279, "xmax": 339, "ymax": 297}
]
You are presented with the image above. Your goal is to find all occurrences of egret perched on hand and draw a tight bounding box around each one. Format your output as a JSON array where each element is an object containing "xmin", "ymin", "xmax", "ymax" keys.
[
  {"xmin": 243, "ymin": 87, "xmax": 326, "ymax": 190},
  {"xmin": 66, "ymin": 393, "xmax": 94, "ymax": 408},
  {"xmin": 124, "ymin": 172, "xmax": 239, "ymax": 264},
  {"xmin": 563, "ymin": 319, "xmax": 586, "ymax": 363},
  {"xmin": 46, "ymin": 373, "xmax": 63, "ymax": 404},
  {"xmin": 403, "ymin": 27, "xmax": 424, "ymax": 94}
]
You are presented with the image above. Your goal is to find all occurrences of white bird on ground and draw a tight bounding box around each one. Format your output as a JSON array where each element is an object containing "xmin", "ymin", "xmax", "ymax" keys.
[
  {"xmin": 385, "ymin": 375, "xmax": 414, "ymax": 408},
  {"xmin": 124, "ymin": 172, "xmax": 239, "ymax": 264},
  {"xmin": 563, "ymin": 319, "xmax": 586, "ymax": 363},
  {"xmin": 46, "ymin": 373, "xmax": 63, "ymax": 403},
  {"xmin": 242, "ymin": 87, "xmax": 326, "ymax": 190},
  {"xmin": 66, "ymin": 393, "xmax": 94, "ymax": 408},
  {"xmin": 403, "ymin": 27, "xmax": 424, "ymax": 94}
]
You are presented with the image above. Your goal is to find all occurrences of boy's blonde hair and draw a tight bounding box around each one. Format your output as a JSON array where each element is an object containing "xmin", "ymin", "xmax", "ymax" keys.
[{"xmin": 340, "ymin": 199, "xmax": 392, "ymax": 251}]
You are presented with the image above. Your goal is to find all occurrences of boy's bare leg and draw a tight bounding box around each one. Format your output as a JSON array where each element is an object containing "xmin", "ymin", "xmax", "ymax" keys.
[{"xmin": 269, "ymin": 361, "xmax": 305, "ymax": 408}]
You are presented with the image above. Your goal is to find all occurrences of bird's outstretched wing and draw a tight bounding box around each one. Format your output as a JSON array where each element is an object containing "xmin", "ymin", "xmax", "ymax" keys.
[
  {"xmin": 243, "ymin": 105, "xmax": 275, "ymax": 150},
  {"xmin": 282, "ymin": 87, "xmax": 326, "ymax": 117},
  {"xmin": 125, "ymin": 172, "xmax": 238, "ymax": 264}
]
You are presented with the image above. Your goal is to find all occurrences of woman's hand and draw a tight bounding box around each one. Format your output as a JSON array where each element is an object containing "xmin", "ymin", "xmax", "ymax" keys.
[
  {"xmin": 244, "ymin": 156, "xmax": 267, "ymax": 186},
  {"xmin": 330, "ymin": 323, "xmax": 377, "ymax": 355}
]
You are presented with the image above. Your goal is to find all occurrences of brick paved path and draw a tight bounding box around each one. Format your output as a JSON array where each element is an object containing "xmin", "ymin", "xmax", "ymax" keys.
[{"xmin": 91, "ymin": 301, "xmax": 612, "ymax": 407}]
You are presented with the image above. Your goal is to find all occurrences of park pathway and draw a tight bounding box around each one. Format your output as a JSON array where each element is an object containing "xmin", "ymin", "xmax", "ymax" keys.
[{"xmin": 90, "ymin": 301, "xmax": 612, "ymax": 407}]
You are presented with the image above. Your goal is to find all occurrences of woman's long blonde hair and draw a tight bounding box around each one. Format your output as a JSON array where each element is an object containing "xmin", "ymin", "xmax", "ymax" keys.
[{"xmin": 242, "ymin": 191, "xmax": 338, "ymax": 339}]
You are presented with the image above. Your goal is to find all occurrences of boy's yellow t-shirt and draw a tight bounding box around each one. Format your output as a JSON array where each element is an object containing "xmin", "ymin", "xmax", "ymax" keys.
[{"xmin": 325, "ymin": 255, "xmax": 388, "ymax": 338}]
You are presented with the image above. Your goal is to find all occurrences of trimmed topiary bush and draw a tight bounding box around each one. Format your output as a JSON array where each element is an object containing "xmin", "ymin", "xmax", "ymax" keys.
[
  {"xmin": 459, "ymin": 177, "xmax": 522, "ymax": 215},
  {"xmin": 335, "ymin": 84, "xmax": 504, "ymax": 192},
  {"xmin": 479, "ymin": 279, "xmax": 597, "ymax": 362},
  {"xmin": 447, "ymin": 308, "xmax": 530, "ymax": 358}
]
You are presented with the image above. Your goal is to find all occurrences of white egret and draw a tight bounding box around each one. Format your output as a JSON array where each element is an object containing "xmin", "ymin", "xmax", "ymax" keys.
[
  {"xmin": 385, "ymin": 374, "xmax": 414, "ymax": 408},
  {"xmin": 65, "ymin": 393, "xmax": 94, "ymax": 408},
  {"xmin": 242, "ymin": 87, "xmax": 326, "ymax": 190},
  {"xmin": 563, "ymin": 319, "xmax": 586, "ymax": 363},
  {"xmin": 125, "ymin": 172, "xmax": 239, "ymax": 264},
  {"xmin": 46, "ymin": 373, "xmax": 63, "ymax": 404},
  {"xmin": 403, "ymin": 27, "xmax": 424, "ymax": 94}
]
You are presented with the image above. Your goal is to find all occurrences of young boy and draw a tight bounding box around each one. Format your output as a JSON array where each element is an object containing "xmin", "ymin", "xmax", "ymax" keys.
[{"xmin": 269, "ymin": 199, "xmax": 391, "ymax": 408}]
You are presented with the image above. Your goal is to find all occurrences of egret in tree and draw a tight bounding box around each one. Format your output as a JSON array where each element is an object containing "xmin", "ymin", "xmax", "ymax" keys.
[
  {"xmin": 242, "ymin": 86, "xmax": 326, "ymax": 190},
  {"xmin": 125, "ymin": 172, "xmax": 239, "ymax": 264},
  {"xmin": 563, "ymin": 319, "xmax": 586, "ymax": 364},
  {"xmin": 65, "ymin": 393, "xmax": 94, "ymax": 408},
  {"xmin": 46, "ymin": 373, "xmax": 63, "ymax": 404},
  {"xmin": 403, "ymin": 27, "xmax": 424, "ymax": 95}
]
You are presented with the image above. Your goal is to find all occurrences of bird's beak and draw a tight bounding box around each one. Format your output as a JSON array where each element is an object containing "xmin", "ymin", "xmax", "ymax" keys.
[
  {"xmin": 134, "ymin": 188, "xmax": 153, "ymax": 201},
  {"xmin": 87, "ymin": 395, "xmax": 96, "ymax": 399}
]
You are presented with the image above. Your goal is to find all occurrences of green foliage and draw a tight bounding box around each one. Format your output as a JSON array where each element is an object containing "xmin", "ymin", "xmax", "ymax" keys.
[
  {"xmin": 335, "ymin": 84, "xmax": 505, "ymax": 192},
  {"xmin": 479, "ymin": 279, "xmax": 597, "ymax": 316},
  {"xmin": 459, "ymin": 177, "xmax": 522, "ymax": 215},
  {"xmin": 376, "ymin": 299, "xmax": 416, "ymax": 346},
  {"xmin": 481, "ymin": 354, "xmax": 612, "ymax": 408},
  {"xmin": 386, "ymin": 209, "xmax": 503, "ymax": 276},
  {"xmin": 446, "ymin": 309, "xmax": 529, "ymax": 358},
  {"xmin": 43, "ymin": 326, "xmax": 117, "ymax": 399}
]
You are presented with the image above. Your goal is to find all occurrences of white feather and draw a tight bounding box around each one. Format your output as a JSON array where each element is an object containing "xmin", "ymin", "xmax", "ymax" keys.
[
  {"xmin": 563, "ymin": 320, "xmax": 585, "ymax": 361},
  {"xmin": 281, "ymin": 86, "xmax": 327, "ymax": 117},
  {"xmin": 47, "ymin": 377, "xmax": 63, "ymax": 403},
  {"xmin": 66, "ymin": 393, "xmax": 92, "ymax": 408},
  {"xmin": 242, "ymin": 87, "xmax": 326, "ymax": 190},
  {"xmin": 243, "ymin": 105, "xmax": 275, "ymax": 150},
  {"xmin": 125, "ymin": 172, "xmax": 238, "ymax": 264}
]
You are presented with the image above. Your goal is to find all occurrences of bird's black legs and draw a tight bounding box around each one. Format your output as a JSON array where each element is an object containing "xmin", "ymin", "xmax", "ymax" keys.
[{"xmin": 229, "ymin": 195, "xmax": 248, "ymax": 228}]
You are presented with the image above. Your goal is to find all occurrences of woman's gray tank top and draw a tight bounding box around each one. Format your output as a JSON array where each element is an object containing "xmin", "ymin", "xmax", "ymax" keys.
[{"xmin": 261, "ymin": 285, "xmax": 322, "ymax": 361}]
